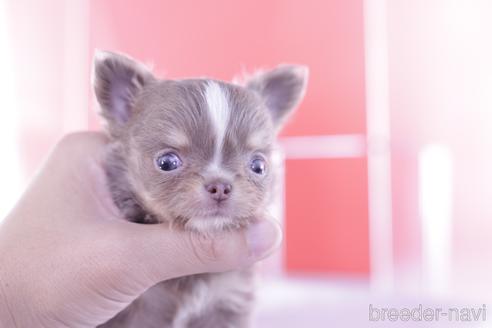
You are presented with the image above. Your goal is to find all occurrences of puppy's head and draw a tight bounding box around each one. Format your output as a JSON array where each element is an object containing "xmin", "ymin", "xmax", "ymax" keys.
[{"xmin": 94, "ymin": 51, "xmax": 308, "ymax": 231}]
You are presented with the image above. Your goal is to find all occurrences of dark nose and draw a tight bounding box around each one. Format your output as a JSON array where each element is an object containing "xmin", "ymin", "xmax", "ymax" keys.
[{"xmin": 205, "ymin": 181, "xmax": 232, "ymax": 201}]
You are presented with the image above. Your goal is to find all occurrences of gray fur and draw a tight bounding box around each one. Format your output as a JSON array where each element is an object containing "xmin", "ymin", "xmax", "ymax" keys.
[{"xmin": 93, "ymin": 51, "xmax": 308, "ymax": 327}]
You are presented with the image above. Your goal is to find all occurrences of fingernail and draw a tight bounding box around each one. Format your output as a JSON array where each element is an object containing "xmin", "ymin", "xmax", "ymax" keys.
[{"xmin": 246, "ymin": 219, "xmax": 283, "ymax": 259}]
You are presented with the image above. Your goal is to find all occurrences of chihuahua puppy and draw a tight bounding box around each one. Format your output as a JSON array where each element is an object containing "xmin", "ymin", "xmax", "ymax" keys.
[{"xmin": 94, "ymin": 51, "xmax": 308, "ymax": 328}]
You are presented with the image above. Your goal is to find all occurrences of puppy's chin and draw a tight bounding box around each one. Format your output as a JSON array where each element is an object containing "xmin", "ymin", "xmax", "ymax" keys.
[
  {"xmin": 182, "ymin": 216, "xmax": 253, "ymax": 233},
  {"xmin": 166, "ymin": 200, "xmax": 257, "ymax": 232}
]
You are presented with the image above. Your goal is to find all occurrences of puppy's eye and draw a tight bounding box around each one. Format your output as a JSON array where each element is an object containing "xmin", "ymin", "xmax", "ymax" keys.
[
  {"xmin": 250, "ymin": 157, "xmax": 266, "ymax": 175},
  {"xmin": 156, "ymin": 153, "xmax": 182, "ymax": 171}
]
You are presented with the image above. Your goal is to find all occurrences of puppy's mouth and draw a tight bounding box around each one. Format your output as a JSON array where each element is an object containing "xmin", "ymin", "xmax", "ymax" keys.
[
  {"xmin": 172, "ymin": 202, "xmax": 255, "ymax": 231},
  {"xmin": 201, "ymin": 203, "xmax": 233, "ymax": 218}
]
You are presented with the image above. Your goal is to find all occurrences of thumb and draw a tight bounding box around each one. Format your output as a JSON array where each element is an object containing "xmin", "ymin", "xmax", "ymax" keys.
[{"xmin": 114, "ymin": 217, "xmax": 282, "ymax": 284}]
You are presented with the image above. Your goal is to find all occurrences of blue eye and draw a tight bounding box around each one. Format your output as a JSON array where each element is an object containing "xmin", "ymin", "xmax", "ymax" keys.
[
  {"xmin": 156, "ymin": 153, "xmax": 182, "ymax": 171},
  {"xmin": 250, "ymin": 157, "xmax": 266, "ymax": 175}
]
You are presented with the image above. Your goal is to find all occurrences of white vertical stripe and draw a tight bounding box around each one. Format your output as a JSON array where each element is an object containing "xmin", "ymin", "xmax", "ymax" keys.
[
  {"xmin": 364, "ymin": 0, "xmax": 394, "ymax": 292},
  {"xmin": 264, "ymin": 148, "xmax": 286, "ymax": 276},
  {"xmin": 62, "ymin": 0, "xmax": 90, "ymax": 133},
  {"xmin": 205, "ymin": 81, "xmax": 230, "ymax": 165},
  {"xmin": 419, "ymin": 144, "xmax": 453, "ymax": 296},
  {"xmin": 0, "ymin": 0, "xmax": 22, "ymax": 220}
]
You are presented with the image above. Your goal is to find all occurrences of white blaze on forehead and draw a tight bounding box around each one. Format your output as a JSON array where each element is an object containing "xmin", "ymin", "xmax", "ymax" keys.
[{"xmin": 205, "ymin": 81, "xmax": 230, "ymax": 164}]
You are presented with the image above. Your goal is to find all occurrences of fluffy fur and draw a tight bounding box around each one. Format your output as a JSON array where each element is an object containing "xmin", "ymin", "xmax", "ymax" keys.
[{"xmin": 94, "ymin": 51, "xmax": 308, "ymax": 327}]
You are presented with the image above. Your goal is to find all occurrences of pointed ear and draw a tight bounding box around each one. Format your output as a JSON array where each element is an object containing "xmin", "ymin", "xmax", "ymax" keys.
[
  {"xmin": 93, "ymin": 51, "xmax": 155, "ymax": 134},
  {"xmin": 246, "ymin": 65, "xmax": 308, "ymax": 129}
]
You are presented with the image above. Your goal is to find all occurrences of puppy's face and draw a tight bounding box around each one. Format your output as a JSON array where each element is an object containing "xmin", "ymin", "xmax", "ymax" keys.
[{"xmin": 94, "ymin": 52, "xmax": 308, "ymax": 231}]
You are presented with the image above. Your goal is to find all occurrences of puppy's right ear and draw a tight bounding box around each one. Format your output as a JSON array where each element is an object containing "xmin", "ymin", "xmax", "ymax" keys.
[
  {"xmin": 245, "ymin": 65, "xmax": 308, "ymax": 131},
  {"xmin": 93, "ymin": 51, "xmax": 155, "ymax": 134}
]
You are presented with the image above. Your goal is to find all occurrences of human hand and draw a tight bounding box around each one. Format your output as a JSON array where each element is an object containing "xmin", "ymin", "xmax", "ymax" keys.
[{"xmin": 0, "ymin": 132, "xmax": 281, "ymax": 327}]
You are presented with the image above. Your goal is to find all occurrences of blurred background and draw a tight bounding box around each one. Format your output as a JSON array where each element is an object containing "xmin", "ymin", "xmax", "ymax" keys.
[{"xmin": 1, "ymin": 0, "xmax": 492, "ymax": 326}]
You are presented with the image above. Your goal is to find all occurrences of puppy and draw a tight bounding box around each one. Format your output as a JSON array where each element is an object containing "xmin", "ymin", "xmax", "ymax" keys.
[{"xmin": 94, "ymin": 51, "xmax": 308, "ymax": 328}]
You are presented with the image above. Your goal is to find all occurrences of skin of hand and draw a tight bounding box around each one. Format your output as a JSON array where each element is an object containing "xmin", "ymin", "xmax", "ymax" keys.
[{"xmin": 0, "ymin": 132, "xmax": 282, "ymax": 328}]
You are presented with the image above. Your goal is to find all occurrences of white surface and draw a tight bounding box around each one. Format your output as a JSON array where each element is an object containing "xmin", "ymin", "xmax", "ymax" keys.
[{"xmin": 254, "ymin": 277, "xmax": 488, "ymax": 327}]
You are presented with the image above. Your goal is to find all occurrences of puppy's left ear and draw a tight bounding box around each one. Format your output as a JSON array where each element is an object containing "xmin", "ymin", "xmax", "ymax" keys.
[
  {"xmin": 246, "ymin": 65, "xmax": 308, "ymax": 129},
  {"xmin": 93, "ymin": 51, "xmax": 155, "ymax": 136}
]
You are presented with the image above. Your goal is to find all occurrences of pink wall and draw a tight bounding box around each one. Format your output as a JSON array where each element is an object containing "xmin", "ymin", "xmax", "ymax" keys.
[{"xmin": 89, "ymin": 0, "xmax": 367, "ymax": 135}]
